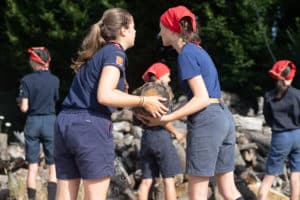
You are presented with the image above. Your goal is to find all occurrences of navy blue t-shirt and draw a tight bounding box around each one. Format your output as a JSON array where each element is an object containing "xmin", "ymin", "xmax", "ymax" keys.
[
  {"xmin": 62, "ymin": 42, "xmax": 127, "ymax": 116},
  {"xmin": 177, "ymin": 43, "xmax": 221, "ymax": 99},
  {"xmin": 263, "ymin": 86, "xmax": 300, "ymax": 132},
  {"xmin": 18, "ymin": 70, "xmax": 60, "ymax": 116}
]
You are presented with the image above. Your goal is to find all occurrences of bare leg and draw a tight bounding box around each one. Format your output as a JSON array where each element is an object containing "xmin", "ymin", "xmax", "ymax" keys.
[
  {"xmin": 290, "ymin": 172, "xmax": 300, "ymax": 200},
  {"xmin": 257, "ymin": 174, "xmax": 276, "ymax": 200},
  {"xmin": 56, "ymin": 179, "xmax": 81, "ymax": 200},
  {"xmin": 48, "ymin": 164, "xmax": 57, "ymax": 182},
  {"xmin": 27, "ymin": 163, "xmax": 39, "ymax": 189},
  {"xmin": 163, "ymin": 177, "xmax": 177, "ymax": 200},
  {"xmin": 138, "ymin": 178, "xmax": 153, "ymax": 200},
  {"xmin": 83, "ymin": 176, "xmax": 110, "ymax": 200},
  {"xmin": 188, "ymin": 175, "xmax": 210, "ymax": 200},
  {"xmin": 216, "ymin": 171, "xmax": 241, "ymax": 200}
]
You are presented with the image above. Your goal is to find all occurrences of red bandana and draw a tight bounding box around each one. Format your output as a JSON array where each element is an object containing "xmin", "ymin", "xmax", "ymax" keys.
[
  {"xmin": 160, "ymin": 5, "xmax": 196, "ymax": 33},
  {"xmin": 269, "ymin": 60, "xmax": 296, "ymax": 80},
  {"xmin": 28, "ymin": 47, "xmax": 51, "ymax": 70},
  {"xmin": 142, "ymin": 62, "xmax": 170, "ymax": 82}
]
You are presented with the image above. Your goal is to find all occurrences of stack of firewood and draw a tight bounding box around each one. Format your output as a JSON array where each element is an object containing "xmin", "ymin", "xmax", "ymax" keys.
[{"xmin": 0, "ymin": 92, "xmax": 291, "ymax": 200}]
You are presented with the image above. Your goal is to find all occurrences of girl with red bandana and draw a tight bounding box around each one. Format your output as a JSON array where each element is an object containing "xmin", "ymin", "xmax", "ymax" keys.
[
  {"xmin": 258, "ymin": 60, "xmax": 300, "ymax": 200},
  {"xmin": 138, "ymin": 5, "xmax": 243, "ymax": 200}
]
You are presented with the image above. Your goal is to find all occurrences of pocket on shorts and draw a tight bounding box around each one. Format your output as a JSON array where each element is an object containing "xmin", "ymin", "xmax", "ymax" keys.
[
  {"xmin": 188, "ymin": 106, "xmax": 222, "ymax": 127},
  {"xmin": 24, "ymin": 116, "xmax": 40, "ymax": 137}
]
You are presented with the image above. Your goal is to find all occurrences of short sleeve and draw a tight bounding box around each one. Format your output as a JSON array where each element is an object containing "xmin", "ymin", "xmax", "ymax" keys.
[
  {"xmin": 178, "ymin": 53, "xmax": 201, "ymax": 80},
  {"xmin": 18, "ymin": 80, "xmax": 29, "ymax": 99},
  {"xmin": 103, "ymin": 48, "xmax": 127, "ymax": 72}
]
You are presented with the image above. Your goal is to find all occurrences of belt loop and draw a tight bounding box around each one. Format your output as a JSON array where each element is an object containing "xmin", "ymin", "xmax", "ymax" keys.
[{"xmin": 219, "ymin": 102, "xmax": 224, "ymax": 109}]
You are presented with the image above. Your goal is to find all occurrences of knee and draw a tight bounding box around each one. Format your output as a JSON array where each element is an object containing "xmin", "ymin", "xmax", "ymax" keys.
[
  {"xmin": 163, "ymin": 177, "xmax": 175, "ymax": 187},
  {"xmin": 290, "ymin": 172, "xmax": 300, "ymax": 186},
  {"xmin": 28, "ymin": 164, "xmax": 39, "ymax": 176},
  {"xmin": 138, "ymin": 179, "xmax": 153, "ymax": 190}
]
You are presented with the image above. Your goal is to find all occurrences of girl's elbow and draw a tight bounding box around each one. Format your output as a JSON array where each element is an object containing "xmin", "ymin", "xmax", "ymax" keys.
[
  {"xmin": 201, "ymin": 96, "xmax": 210, "ymax": 107},
  {"xmin": 20, "ymin": 106, "xmax": 28, "ymax": 113},
  {"xmin": 97, "ymin": 94, "xmax": 108, "ymax": 105}
]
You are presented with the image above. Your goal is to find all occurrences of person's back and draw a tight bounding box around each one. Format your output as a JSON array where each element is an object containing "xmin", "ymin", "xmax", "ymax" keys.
[
  {"xmin": 17, "ymin": 47, "xmax": 59, "ymax": 200},
  {"xmin": 20, "ymin": 70, "xmax": 59, "ymax": 115},
  {"xmin": 259, "ymin": 60, "xmax": 300, "ymax": 200},
  {"xmin": 264, "ymin": 86, "xmax": 300, "ymax": 132}
]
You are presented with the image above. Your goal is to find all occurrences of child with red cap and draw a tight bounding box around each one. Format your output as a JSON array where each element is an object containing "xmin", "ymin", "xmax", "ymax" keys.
[
  {"xmin": 137, "ymin": 62, "xmax": 183, "ymax": 200},
  {"xmin": 138, "ymin": 5, "xmax": 243, "ymax": 200},
  {"xmin": 258, "ymin": 60, "xmax": 300, "ymax": 200},
  {"xmin": 17, "ymin": 47, "xmax": 59, "ymax": 200}
]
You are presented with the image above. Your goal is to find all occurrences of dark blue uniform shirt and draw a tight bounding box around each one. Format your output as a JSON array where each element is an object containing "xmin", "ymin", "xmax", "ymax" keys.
[
  {"xmin": 18, "ymin": 70, "xmax": 60, "ymax": 116},
  {"xmin": 177, "ymin": 43, "xmax": 221, "ymax": 99},
  {"xmin": 263, "ymin": 86, "xmax": 300, "ymax": 132},
  {"xmin": 62, "ymin": 42, "xmax": 127, "ymax": 117}
]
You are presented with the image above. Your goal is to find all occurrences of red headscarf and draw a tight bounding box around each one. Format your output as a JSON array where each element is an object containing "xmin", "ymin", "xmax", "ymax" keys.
[
  {"xmin": 160, "ymin": 5, "xmax": 196, "ymax": 33},
  {"xmin": 28, "ymin": 47, "xmax": 51, "ymax": 70},
  {"xmin": 269, "ymin": 60, "xmax": 296, "ymax": 80},
  {"xmin": 142, "ymin": 62, "xmax": 170, "ymax": 82}
]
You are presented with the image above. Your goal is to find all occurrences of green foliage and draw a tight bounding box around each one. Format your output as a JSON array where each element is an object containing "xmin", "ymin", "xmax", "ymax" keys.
[{"xmin": 0, "ymin": 0, "xmax": 300, "ymax": 100}]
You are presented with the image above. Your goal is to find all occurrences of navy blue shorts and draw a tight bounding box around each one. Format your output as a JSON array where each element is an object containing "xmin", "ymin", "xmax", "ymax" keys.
[
  {"xmin": 24, "ymin": 115, "xmax": 56, "ymax": 164},
  {"xmin": 186, "ymin": 103, "xmax": 236, "ymax": 176},
  {"xmin": 266, "ymin": 128, "xmax": 300, "ymax": 175},
  {"xmin": 54, "ymin": 109, "xmax": 114, "ymax": 179},
  {"xmin": 140, "ymin": 127, "xmax": 182, "ymax": 178}
]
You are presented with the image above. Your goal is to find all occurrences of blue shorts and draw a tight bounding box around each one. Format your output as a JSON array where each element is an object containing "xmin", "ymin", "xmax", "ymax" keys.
[
  {"xmin": 140, "ymin": 127, "xmax": 182, "ymax": 178},
  {"xmin": 266, "ymin": 129, "xmax": 300, "ymax": 175},
  {"xmin": 54, "ymin": 109, "xmax": 114, "ymax": 179},
  {"xmin": 186, "ymin": 103, "xmax": 236, "ymax": 176},
  {"xmin": 24, "ymin": 115, "xmax": 56, "ymax": 164}
]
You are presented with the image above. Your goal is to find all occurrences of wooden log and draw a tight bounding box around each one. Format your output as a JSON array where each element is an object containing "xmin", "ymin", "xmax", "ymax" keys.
[
  {"xmin": 233, "ymin": 114, "xmax": 264, "ymax": 132},
  {"xmin": 0, "ymin": 133, "xmax": 8, "ymax": 150},
  {"xmin": 240, "ymin": 169, "xmax": 289, "ymax": 200}
]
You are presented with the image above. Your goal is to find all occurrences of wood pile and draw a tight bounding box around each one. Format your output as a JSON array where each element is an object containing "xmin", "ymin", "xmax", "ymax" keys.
[{"xmin": 0, "ymin": 92, "xmax": 292, "ymax": 199}]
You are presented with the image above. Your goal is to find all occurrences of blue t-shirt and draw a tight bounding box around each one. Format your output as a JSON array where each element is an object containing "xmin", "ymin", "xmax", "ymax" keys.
[
  {"xmin": 263, "ymin": 86, "xmax": 300, "ymax": 132},
  {"xmin": 18, "ymin": 70, "xmax": 60, "ymax": 116},
  {"xmin": 177, "ymin": 43, "xmax": 221, "ymax": 99},
  {"xmin": 62, "ymin": 42, "xmax": 127, "ymax": 116}
]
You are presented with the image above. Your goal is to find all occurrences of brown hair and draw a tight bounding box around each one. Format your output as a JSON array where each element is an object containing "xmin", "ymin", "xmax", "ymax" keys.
[
  {"xmin": 71, "ymin": 8, "xmax": 132, "ymax": 72},
  {"xmin": 179, "ymin": 16, "xmax": 201, "ymax": 44},
  {"xmin": 274, "ymin": 80, "xmax": 288, "ymax": 99},
  {"xmin": 274, "ymin": 65, "xmax": 293, "ymax": 99}
]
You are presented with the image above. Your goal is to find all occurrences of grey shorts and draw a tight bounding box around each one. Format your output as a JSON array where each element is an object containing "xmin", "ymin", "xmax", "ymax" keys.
[{"xmin": 186, "ymin": 103, "xmax": 236, "ymax": 176}]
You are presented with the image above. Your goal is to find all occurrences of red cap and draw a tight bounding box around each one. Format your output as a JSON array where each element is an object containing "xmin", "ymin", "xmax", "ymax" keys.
[
  {"xmin": 160, "ymin": 5, "xmax": 196, "ymax": 33},
  {"xmin": 28, "ymin": 47, "xmax": 51, "ymax": 70},
  {"xmin": 142, "ymin": 62, "xmax": 170, "ymax": 82},
  {"xmin": 269, "ymin": 60, "xmax": 296, "ymax": 80}
]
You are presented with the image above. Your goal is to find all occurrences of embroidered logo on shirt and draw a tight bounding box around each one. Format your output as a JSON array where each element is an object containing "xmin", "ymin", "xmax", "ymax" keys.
[{"xmin": 116, "ymin": 56, "xmax": 124, "ymax": 66}]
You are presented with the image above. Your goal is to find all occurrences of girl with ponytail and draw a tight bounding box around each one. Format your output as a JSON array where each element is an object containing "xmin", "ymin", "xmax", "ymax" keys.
[{"xmin": 54, "ymin": 8, "xmax": 168, "ymax": 200}]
